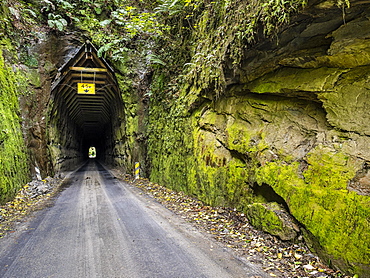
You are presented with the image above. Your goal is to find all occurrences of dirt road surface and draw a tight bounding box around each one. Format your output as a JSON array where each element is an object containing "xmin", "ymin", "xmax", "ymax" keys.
[{"xmin": 0, "ymin": 160, "xmax": 267, "ymax": 278}]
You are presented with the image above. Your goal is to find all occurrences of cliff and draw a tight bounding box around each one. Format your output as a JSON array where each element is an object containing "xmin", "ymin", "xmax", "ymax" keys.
[{"xmin": 147, "ymin": 0, "xmax": 370, "ymax": 275}]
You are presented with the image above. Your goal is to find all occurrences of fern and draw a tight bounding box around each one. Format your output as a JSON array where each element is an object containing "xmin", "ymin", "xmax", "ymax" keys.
[
  {"xmin": 47, "ymin": 13, "xmax": 68, "ymax": 31},
  {"xmin": 147, "ymin": 54, "xmax": 167, "ymax": 66}
]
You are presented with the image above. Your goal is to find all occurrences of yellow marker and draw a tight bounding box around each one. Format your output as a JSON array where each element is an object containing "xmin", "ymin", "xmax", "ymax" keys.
[
  {"xmin": 77, "ymin": 83, "xmax": 95, "ymax": 94},
  {"xmin": 135, "ymin": 162, "xmax": 140, "ymax": 179}
]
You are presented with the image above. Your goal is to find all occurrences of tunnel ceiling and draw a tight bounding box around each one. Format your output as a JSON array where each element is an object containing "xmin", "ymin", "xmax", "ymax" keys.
[{"xmin": 51, "ymin": 41, "xmax": 120, "ymax": 143}]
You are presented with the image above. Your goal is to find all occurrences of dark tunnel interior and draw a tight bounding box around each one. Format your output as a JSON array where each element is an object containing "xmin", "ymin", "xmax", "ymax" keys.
[{"xmin": 50, "ymin": 41, "xmax": 124, "ymax": 170}]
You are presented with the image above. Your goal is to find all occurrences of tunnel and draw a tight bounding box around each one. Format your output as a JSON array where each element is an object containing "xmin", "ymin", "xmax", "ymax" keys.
[{"xmin": 49, "ymin": 41, "xmax": 125, "ymax": 172}]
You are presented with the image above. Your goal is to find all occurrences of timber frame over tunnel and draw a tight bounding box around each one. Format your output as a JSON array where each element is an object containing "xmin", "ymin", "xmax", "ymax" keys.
[{"xmin": 50, "ymin": 41, "xmax": 122, "ymax": 164}]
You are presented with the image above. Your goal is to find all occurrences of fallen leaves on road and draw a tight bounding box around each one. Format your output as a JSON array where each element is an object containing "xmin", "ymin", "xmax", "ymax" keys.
[
  {"xmin": 124, "ymin": 176, "xmax": 351, "ymax": 278},
  {"xmin": 0, "ymin": 177, "xmax": 63, "ymax": 238}
]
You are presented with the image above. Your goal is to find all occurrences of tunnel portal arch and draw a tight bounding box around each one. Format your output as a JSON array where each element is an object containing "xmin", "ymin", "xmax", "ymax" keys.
[{"xmin": 49, "ymin": 41, "xmax": 124, "ymax": 172}]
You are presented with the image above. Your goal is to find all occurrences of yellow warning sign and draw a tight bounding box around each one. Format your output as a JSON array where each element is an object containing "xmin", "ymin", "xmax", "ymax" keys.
[{"xmin": 77, "ymin": 83, "xmax": 95, "ymax": 94}]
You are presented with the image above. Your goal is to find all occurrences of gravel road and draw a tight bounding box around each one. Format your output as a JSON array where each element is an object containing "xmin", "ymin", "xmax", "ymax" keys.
[{"xmin": 0, "ymin": 160, "xmax": 267, "ymax": 278}]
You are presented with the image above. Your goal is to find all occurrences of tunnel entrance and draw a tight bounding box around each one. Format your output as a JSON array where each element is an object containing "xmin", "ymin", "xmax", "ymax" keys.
[{"xmin": 49, "ymin": 41, "xmax": 123, "ymax": 171}]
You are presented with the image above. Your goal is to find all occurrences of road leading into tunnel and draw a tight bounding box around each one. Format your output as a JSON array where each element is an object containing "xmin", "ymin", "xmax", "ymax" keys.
[{"xmin": 0, "ymin": 160, "xmax": 267, "ymax": 278}]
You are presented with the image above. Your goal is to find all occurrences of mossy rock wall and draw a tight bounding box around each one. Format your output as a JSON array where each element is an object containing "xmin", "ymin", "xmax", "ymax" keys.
[
  {"xmin": 149, "ymin": 70, "xmax": 370, "ymax": 277},
  {"xmin": 147, "ymin": 2, "xmax": 370, "ymax": 276},
  {"xmin": 108, "ymin": 66, "xmax": 149, "ymax": 176},
  {"xmin": 0, "ymin": 47, "xmax": 30, "ymax": 203}
]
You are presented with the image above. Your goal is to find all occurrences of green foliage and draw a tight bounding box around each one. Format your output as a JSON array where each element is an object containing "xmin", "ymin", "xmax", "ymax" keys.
[
  {"xmin": 137, "ymin": 0, "xmax": 309, "ymax": 105},
  {"xmin": 0, "ymin": 2, "xmax": 11, "ymax": 37},
  {"xmin": 41, "ymin": 1, "xmax": 67, "ymax": 31},
  {"xmin": 146, "ymin": 54, "xmax": 166, "ymax": 66},
  {"xmin": 56, "ymin": 0, "xmax": 74, "ymax": 10},
  {"xmin": 154, "ymin": 0, "xmax": 194, "ymax": 15},
  {"xmin": 0, "ymin": 1, "xmax": 26, "ymax": 39},
  {"xmin": 32, "ymin": 0, "xmax": 163, "ymax": 74},
  {"xmin": 110, "ymin": 6, "xmax": 164, "ymax": 38},
  {"xmin": 47, "ymin": 13, "xmax": 67, "ymax": 31},
  {"xmin": 179, "ymin": 0, "xmax": 307, "ymax": 99},
  {"xmin": 12, "ymin": 0, "xmax": 310, "ymax": 101},
  {"xmin": 88, "ymin": 147, "xmax": 96, "ymax": 158},
  {"xmin": 96, "ymin": 39, "xmax": 130, "ymax": 61}
]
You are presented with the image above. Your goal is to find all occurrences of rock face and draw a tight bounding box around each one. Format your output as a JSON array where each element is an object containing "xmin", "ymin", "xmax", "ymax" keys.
[
  {"xmin": 245, "ymin": 202, "xmax": 300, "ymax": 241},
  {"xmin": 147, "ymin": 1, "xmax": 370, "ymax": 276}
]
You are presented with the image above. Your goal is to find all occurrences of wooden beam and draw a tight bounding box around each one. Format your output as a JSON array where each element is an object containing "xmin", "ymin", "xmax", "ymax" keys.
[
  {"xmin": 70, "ymin": 67, "xmax": 108, "ymax": 73},
  {"xmin": 70, "ymin": 73, "xmax": 106, "ymax": 79}
]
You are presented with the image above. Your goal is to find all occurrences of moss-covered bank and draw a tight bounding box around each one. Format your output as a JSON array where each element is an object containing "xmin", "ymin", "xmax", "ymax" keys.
[
  {"xmin": 0, "ymin": 47, "xmax": 30, "ymax": 204},
  {"xmin": 256, "ymin": 149, "xmax": 370, "ymax": 274}
]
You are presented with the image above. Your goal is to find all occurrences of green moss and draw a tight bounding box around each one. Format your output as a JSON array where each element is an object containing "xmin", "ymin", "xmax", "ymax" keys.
[
  {"xmin": 245, "ymin": 202, "xmax": 298, "ymax": 240},
  {"xmin": 0, "ymin": 48, "xmax": 30, "ymax": 204},
  {"xmin": 256, "ymin": 146, "xmax": 369, "ymax": 275},
  {"xmin": 226, "ymin": 120, "xmax": 268, "ymax": 154},
  {"xmin": 225, "ymin": 159, "xmax": 253, "ymax": 208},
  {"xmin": 246, "ymin": 67, "xmax": 347, "ymax": 94},
  {"xmin": 226, "ymin": 121, "xmax": 252, "ymax": 153},
  {"xmin": 247, "ymin": 203, "xmax": 282, "ymax": 229},
  {"xmin": 303, "ymin": 145, "xmax": 356, "ymax": 190}
]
